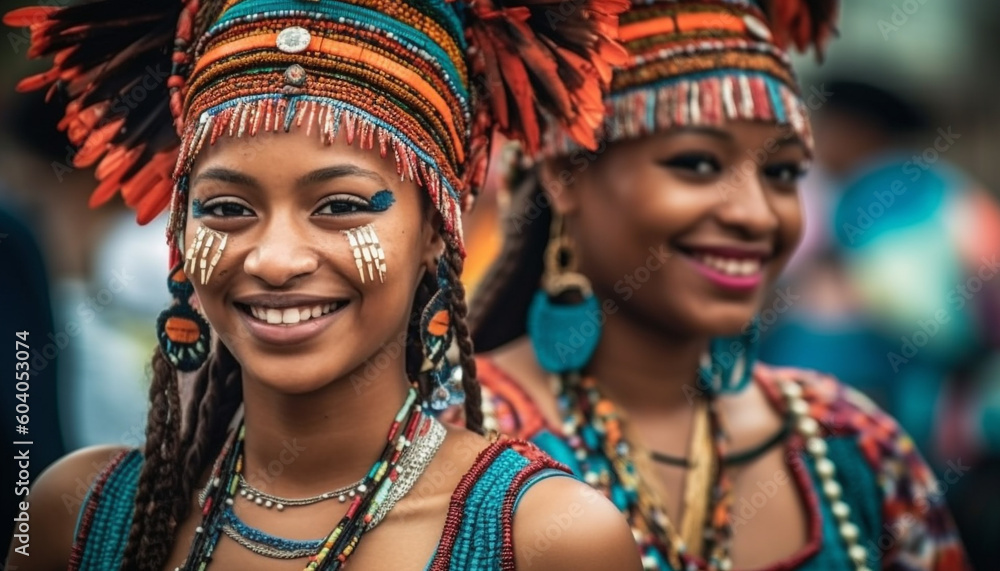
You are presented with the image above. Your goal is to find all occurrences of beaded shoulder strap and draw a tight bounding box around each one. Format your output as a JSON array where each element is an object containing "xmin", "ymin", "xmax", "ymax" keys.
[
  {"xmin": 68, "ymin": 449, "xmax": 143, "ymax": 571},
  {"xmin": 428, "ymin": 438, "xmax": 568, "ymax": 571}
]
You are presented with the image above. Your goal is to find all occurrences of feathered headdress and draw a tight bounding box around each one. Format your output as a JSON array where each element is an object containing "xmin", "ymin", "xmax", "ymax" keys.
[
  {"xmin": 5, "ymin": 1, "xmax": 188, "ymax": 224},
  {"xmin": 543, "ymin": 0, "xmax": 840, "ymax": 156},
  {"xmin": 5, "ymin": 0, "xmax": 629, "ymax": 258}
]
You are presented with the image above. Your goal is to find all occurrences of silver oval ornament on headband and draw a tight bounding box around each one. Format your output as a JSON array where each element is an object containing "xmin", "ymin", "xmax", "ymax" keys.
[{"xmin": 277, "ymin": 26, "xmax": 311, "ymax": 53}]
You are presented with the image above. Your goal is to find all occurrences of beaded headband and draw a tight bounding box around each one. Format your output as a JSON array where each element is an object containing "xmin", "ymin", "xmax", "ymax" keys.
[
  {"xmin": 5, "ymin": 0, "xmax": 629, "ymax": 260},
  {"xmin": 542, "ymin": 0, "xmax": 838, "ymax": 156}
]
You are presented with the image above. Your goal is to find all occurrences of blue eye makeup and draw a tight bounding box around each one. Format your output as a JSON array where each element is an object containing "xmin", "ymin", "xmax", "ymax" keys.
[
  {"xmin": 314, "ymin": 190, "xmax": 396, "ymax": 216},
  {"xmin": 370, "ymin": 189, "xmax": 395, "ymax": 212},
  {"xmin": 192, "ymin": 190, "xmax": 397, "ymax": 218},
  {"xmin": 191, "ymin": 199, "xmax": 208, "ymax": 218},
  {"xmin": 191, "ymin": 198, "xmax": 254, "ymax": 218}
]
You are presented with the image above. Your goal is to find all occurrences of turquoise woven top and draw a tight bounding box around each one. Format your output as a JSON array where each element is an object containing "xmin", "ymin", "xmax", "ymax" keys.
[
  {"xmin": 531, "ymin": 429, "xmax": 880, "ymax": 570},
  {"xmin": 70, "ymin": 447, "xmax": 566, "ymax": 570}
]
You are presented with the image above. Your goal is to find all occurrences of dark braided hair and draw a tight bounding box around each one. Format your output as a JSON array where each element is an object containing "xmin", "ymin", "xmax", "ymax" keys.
[
  {"xmin": 121, "ymin": 229, "xmax": 482, "ymax": 570},
  {"xmin": 120, "ymin": 346, "xmax": 185, "ymax": 569},
  {"xmin": 120, "ymin": 343, "xmax": 243, "ymax": 570},
  {"xmin": 444, "ymin": 242, "xmax": 483, "ymax": 434},
  {"xmin": 468, "ymin": 164, "xmax": 551, "ymax": 353}
]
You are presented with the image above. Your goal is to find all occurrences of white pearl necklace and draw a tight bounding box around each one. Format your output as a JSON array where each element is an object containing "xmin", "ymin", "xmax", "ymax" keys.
[{"xmin": 780, "ymin": 380, "xmax": 872, "ymax": 571}]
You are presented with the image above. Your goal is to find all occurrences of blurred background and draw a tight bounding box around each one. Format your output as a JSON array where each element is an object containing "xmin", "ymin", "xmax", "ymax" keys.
[{"xmin": 2, "ymin": 0, "xmax": 999, "ymax": 566}]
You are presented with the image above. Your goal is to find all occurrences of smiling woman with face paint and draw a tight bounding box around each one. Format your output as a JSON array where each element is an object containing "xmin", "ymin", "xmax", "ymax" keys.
[
  {"xmin": 470, "ymin": 1, "xmax": 969, "ymax": 570},
  {"xmin": 4, "ymin": 1, "xmax": 645, "ymax": 570}
]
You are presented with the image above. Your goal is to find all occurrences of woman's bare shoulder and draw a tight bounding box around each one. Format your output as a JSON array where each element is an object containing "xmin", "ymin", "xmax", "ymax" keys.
[{"xmin": 512, "ymin": 474, "xmax": 643, "ymax": 571}]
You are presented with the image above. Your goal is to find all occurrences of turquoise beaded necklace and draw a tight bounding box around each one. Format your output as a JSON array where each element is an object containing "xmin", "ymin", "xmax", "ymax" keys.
[{"xmin": 177, "ymin": 388, "xmax": 425, "ymax": 571}]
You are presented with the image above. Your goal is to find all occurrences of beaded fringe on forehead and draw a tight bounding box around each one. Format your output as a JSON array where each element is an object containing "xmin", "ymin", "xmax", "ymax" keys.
[
  {"xmin": 544, "ymin": 72, "xmax": 813, "ymax": 156},
  {"xmin": 166, "ymin": 94, "xmax": 465, "ymax": 259}
]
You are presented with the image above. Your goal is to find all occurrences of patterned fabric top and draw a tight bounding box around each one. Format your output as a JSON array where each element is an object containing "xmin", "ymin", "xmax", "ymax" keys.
[
  {"xmin": 476, "ymin": 358, "xmax": 969, "ymax": 571},
  {"xmin": 69, "ymin": 438, "xmax": 569, "ymax": 571}
]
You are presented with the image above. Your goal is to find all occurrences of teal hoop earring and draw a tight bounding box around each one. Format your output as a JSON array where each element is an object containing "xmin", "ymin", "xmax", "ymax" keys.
[
  {"xmin": 699, "ymin": 317, "xmax": 760, "ymax": 395},
  {"xmin": 528, "ymin": 214, "xmax": 601, "ymax": 374}
]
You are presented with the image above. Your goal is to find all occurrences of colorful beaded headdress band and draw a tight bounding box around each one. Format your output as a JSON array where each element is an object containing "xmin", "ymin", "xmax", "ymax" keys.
[
  {"xmin": 542, "ymin": 0, "xmax": 838, "ymax": 156},
  {"xmin": 6, "ymin": 0, "xmax": 629, "ymax": 261}
]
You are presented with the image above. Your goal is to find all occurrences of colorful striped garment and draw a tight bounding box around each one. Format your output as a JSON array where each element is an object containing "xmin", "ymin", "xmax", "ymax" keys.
[{"xmin": 476, "ymin": 360, "xmax": 969, "ymax": 571}]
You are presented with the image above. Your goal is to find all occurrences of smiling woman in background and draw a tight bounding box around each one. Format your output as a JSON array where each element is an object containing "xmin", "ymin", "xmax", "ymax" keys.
[
  {"xmin": 470, "ymin": 0, "xmax": 969, "ymax": 569},
  {"xmin": 3, "ymin": 0, "xmax": 644, "ymax": 570}
]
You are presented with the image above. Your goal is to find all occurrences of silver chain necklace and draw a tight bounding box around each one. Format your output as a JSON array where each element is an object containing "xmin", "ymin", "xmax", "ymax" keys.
[
  {"xmin": 206, "ymin": 415, "xmax": 448, "ymax": 560},
  {"xmin": 237, "ymin": 474, "xmax": 365, "ymax": 511}
]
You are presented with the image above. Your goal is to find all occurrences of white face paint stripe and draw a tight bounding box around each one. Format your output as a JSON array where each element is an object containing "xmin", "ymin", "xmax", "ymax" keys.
[
  {"xmin": 184, "ymin": 225, "xmax": 229, "ymax": 285},
  {"xmin": 342, "ymin": 223, "xmax": 386, "ymax": 284}
]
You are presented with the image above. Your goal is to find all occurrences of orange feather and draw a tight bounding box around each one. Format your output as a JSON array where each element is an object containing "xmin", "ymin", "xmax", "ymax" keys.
[{"xmin": 2, "ymin": 6, "xmax": 58, "ymax": 27}]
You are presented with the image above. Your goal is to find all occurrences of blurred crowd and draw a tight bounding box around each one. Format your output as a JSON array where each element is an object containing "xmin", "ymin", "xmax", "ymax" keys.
[{"xmin": 2, "ymin": 0, "xmax": 1000, "ymax": 567}]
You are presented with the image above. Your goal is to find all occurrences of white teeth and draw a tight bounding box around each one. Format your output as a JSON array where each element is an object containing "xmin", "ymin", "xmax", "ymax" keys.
[
  {"xmin": 247, "ymin": 302, "xmax": 341, "ymax": 325},
  {"xmin": 696, "ymin": 254, "xmax": 762, "ymax": 276}
]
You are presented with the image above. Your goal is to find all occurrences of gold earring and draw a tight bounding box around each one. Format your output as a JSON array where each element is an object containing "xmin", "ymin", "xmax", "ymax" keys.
[
  {"xmin": 343, "ymin": 223, "xmax": 386, "ymax": 284},
  {"xmin": 542, "ymin": 214, "xmax": 592, "ymax": 298},
  {"xmin": 184, "ymin": 225, "xmax": 228, "ymax": 286}
]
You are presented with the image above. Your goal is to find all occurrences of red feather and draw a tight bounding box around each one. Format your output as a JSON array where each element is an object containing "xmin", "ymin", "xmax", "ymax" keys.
[
  {"xmin": 463, "ymin": 0, "xmax": 629, "ymax": 155},
  {"xmin": 15, "ymin": 68, "xmax": 60, "ymax": 92},
  {"xmin": 766, "ymin": 0, "xmax": 839, "ymax": 61},
  {"xmin": 2, "ymin": 6, "xmax": 58, "ymax": 26},
  {"xmin": 6, "ymin": 0, "xmax": 186, "ymax": 224},
  {"xmin": 89, "ymin": 146, "xmax": 144, "ymax": 207}
]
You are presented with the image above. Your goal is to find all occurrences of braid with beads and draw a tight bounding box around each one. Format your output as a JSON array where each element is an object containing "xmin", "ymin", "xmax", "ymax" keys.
[{"xmin": 469, "ymin": 165, "xmax": 551, "ymax": 353}]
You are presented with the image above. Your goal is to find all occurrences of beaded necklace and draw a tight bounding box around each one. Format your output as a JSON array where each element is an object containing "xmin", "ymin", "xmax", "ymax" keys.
[
  {"xmin": 556, "ymin": 372, "xmax": 872, "ymax": 571},
  {"xmin": 178, "ymin": 388, "xmax": 428, "ymax": 571}
]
